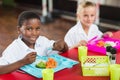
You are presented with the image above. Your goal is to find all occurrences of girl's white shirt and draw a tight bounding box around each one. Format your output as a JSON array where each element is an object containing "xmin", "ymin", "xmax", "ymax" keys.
[
  {"xmin": 64, "ymin": 21, "xmax": 103, "ymax": 47},
  {"xmin": 0, "ymin": 36, "xmax": 57, "ymax": 65}
]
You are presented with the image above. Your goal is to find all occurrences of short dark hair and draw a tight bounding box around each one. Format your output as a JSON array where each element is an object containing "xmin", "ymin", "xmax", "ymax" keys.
[{"xmin": 18, "ymin": 11, "xmax": 40, "ymax": 27}]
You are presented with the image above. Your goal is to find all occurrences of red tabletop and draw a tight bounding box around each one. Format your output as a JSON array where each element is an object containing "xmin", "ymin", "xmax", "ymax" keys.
[
  {"xmin": 1, "ymin": 31, "xmax": 120, "ymax": 80},
  {"xmin": 1, "ymin": 48, "xmax": 120, "ymax": 80}
]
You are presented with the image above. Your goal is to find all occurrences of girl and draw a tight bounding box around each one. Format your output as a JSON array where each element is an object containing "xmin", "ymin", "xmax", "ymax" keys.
[{"xmin": 64, "ymin": 1, "xmax": 103, "ymax": 49}]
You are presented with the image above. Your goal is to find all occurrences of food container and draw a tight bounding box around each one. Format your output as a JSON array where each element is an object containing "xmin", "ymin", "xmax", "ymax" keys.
[
  {"xmin": 20, "ymin": 54, "xmax": 79, "ymax": 78},
  {"xmin": 87, "ymin": 37, "xmax": 120, "ymax": 54},
  {"xmin": 81, "ymin": 56, "xmax": 110, "ymax": 76},
  {"xmin": 110, "ymin": 64, "xmax": 120, "ymax": 80}
]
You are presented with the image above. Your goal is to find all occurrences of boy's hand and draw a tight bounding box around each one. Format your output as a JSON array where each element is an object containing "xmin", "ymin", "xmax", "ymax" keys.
[
  {"xmin": 53, "ymin": 40, "xmax": 68, "ymax": 52},
  {"xmin": 21, "ymin": 52, "xmax": 37, "ymax": 65}
]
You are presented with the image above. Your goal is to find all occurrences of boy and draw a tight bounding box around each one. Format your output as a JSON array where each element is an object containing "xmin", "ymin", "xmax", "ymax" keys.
[{"xmin": 0, "ymin": 11, "xmax": 68, "ymax": 74}]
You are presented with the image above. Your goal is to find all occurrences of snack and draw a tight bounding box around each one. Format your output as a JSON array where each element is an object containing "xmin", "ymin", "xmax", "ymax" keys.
[
  {"xmin": 97, "ymin": 40, "xmax": 116, "ymax": 48},
  {"xmin": 36, "ymin": 61, "xmax": 46, "ymax": 68},
  {"xmin": 35, "ymin": 58, "xmax": 57, "ymax": 69},
  {"xmin": 106, "ymin": 46, "xmax": 112, "ymax": 52},
  {"xmin": 105, "ymin": 41, "xmax": 116, "ymax": 47},
  {"xmin": 96, "ymin": 40, "xmax": 105, "ymax": 47},
  {"xmin": 106, "ymin": 46, "xmax": 117, "ymax": 54},
  {"xmin": 46, "ymin": 58, "xmax": 57, "ymax": 68},
  {"xmin": 110, "ymin": 47, "xmax": 117, "ymax": 54}
]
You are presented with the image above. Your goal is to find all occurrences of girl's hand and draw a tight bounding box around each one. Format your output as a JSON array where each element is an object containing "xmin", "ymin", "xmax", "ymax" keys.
[
  {"xmin": 20, "ymin": 52, "xmax": 37, "ymax": 65},
  {"xmin": 103, "ymin": 31, "xmax": 113, "ymax": 38},
  {"xmin": 53, "ymin": 40, "xmax": 68, "ymax": 52},
  {"xmin": 71, "ymin": 40, "xmax": 87, "ymax": 49},
  {"xmin": 79, "ymin": 40, "xmax": 87, "ymax": 46}
]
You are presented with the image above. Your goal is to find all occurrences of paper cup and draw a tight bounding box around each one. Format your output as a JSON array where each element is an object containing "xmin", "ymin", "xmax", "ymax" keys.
[
  {"xmin": 42, "ymin": 69, "xmax": 54, "ymax": 80},
  {"xmin": 110, "ymin": 64, "xmax": 120, "ymax": 80},
  {"xmin": 78, "ymin": 46, "xmax": 87, "ymax": 61}
]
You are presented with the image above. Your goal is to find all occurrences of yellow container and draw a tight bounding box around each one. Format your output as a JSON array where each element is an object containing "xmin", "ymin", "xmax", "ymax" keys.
[
  {"xmin": 81, "ymin": 56, "xmax": 110, "ymax": 76},
  {"xmin": 78, "ymin": 46, "xmax": 87, "ymax": 61},
  {"xmin": 110, "ymin": 64, "xmax": 120, "ymax": 80},
  {"xmin": 42, "ymin": 69, "xmax": 54, "ymax": 80}
]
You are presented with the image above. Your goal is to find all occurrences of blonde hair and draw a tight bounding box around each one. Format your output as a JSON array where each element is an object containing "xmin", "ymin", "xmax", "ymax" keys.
[{"xmin": 76, "ymin": 1, "xmax": 96, "ymax": 21}]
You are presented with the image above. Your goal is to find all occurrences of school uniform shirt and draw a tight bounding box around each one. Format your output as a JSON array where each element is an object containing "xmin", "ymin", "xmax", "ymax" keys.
[
  {"xmin": 0, "ymin": 36, "xmax": 57, "ymax": 65},
  {"xmin": 64, "ymin": 21, "xmax": 103, "ymax": 48}
]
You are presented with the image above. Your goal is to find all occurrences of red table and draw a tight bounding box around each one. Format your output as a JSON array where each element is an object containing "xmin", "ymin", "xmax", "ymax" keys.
[{"xmin": 1, "ymin": 48, "xmax": 120, "ymax": 80}]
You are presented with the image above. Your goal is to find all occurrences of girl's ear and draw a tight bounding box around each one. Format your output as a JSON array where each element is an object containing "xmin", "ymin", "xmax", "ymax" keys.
[{"xmin": 76, "ymin": 14, "xmax": 80, "ymax": 21}]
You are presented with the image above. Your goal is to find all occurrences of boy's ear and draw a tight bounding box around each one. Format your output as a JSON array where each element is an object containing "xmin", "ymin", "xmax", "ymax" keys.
[{"xmin": 17, "ymin": 26, "xmax": 21, "ymax": 34}]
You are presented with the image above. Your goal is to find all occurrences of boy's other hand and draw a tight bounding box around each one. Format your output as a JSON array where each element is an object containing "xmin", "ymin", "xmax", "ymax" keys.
[{"xmin": 53, "ymin": 40, "xmax": 68, "ymax": 52}]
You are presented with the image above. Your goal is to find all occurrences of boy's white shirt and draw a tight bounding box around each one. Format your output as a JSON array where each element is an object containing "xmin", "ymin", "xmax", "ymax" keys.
[
  {"xmin": 0, "ymin": 36, "xmax": 58, "ymax": 65},
  {"xmin": 64, "ymin": 21, "xmax": 103, "ymax": 47}
]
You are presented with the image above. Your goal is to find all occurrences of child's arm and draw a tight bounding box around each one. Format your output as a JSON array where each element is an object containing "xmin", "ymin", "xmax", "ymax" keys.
[
  {"xmin": 53, "ymin": 40, "xmax": 68, "ymax": 52},
  {"xmin": 103, "ymin": 30, "xmax": 120, "ymax": 39},
  {"xmin": 0, "ymin": 52, "xmax": 36, "ymax": 74},
  {"xmin": 69, "ymin": 40, "xmax": 87, "ymax": 49},
  {"xmin": 103, "ymin": 31, "xmax": 113, "ymax": 38}
]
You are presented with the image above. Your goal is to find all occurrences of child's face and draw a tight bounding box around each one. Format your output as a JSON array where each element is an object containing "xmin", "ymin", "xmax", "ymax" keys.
[
  {"xmin": 78, "ymin": 6, "xmax": 96, "ymax": 27},
  {"xmin": 18, "ymin": 19, "xmax": 41, "ymax": 45}
]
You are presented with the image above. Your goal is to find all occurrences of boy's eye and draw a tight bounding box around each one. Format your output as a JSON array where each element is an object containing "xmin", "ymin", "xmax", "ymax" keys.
[
  {"xmin": 26, "ymin": 27, "xmax": 32, "ymax": 31},
  {"xmin": 36, "ymin": 27, "xmax": 40, "ymax": 30}
]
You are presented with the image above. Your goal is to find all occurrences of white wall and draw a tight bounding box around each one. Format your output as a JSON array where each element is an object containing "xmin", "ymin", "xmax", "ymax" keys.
[
  {"xmin": 106, "ymin": 0, "xmax": 120, "ymax": 7},
  {"xmin": 77, "ymin": 0, "xmax": 120, "ymax": 7}
]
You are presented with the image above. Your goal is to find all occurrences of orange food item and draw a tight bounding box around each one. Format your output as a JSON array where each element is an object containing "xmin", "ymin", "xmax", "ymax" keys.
[
  {"xmin": 46, "ymin": 58, "xmax": 57, "ymax": 68},
  {"xmin": 96, "ymin": 40, "xmax": 105, "ymax": 47}
]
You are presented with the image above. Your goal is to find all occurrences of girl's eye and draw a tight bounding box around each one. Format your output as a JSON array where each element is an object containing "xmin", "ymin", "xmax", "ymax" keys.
[
  {"xmin": 84, "ymin": 15, "xmax": 88, "ymax": 17},
  {"xmin": 91, "ymin": 14, "xmax": 95, "ymax": 17}
]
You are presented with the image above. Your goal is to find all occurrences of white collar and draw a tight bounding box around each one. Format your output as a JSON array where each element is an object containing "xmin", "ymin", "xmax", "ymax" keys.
[{"xmin": 16, "ymin": 36, "xmax": 36, "ymax": 53}]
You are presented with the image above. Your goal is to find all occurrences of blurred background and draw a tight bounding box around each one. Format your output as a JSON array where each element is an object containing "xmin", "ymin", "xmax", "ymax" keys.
[{"xmin": 0, "ymin": 0, "xmax": 120, "ymax": 55}]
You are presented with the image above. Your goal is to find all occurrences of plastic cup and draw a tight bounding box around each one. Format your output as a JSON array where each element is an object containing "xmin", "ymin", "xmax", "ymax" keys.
[
  {"xmin": 110, "ymin": 64, "xmax": 120, "ymax": 80},
  {"xmin": 42, "ymin": 69, "xmax": 54, "ymax": 80},
  {"xmin": 78, "ymin": 46, "xmax": 87, "ymax": 61}
]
